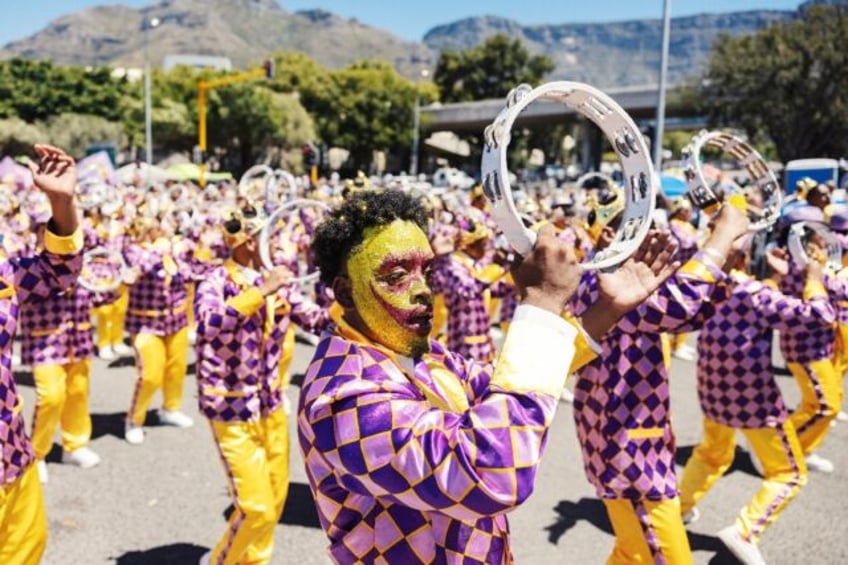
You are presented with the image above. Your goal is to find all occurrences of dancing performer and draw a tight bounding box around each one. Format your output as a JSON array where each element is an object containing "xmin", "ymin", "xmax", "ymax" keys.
[
  {"xmin": 195, "ymin": 205, "xmax": 329, "ymax": 565},
  {"xmin": 428, "ymin": 215, "xmax": 512, "ymax": 363},
  {"xmin": 779, "ymin": 208, "xmax": 843, "ymax": 472},
  {"xmin": 22, "ymin": 224, "xmax": 102, "ymax": 483},
  {"xmin": 678, "ymin": 239, "xmax": 833, "ymax": 564},
  {"xmin": 0, "ymin": 145, "xmax": 83, "ymax": 563},
  {"xmin": 570, "ymin": 195, "xmax": 749, "ymax": 565},
  {"xmin": 298, "ymin": 190, "xmax": 677, "ymax": 564},
  {"xmin": 123, "ymin": 215, "xmax": 205, "ymax": 444}
]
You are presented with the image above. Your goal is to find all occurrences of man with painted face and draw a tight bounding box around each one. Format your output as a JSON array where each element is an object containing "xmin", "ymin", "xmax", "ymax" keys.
[{"xmin": 298, "ymin": 189, "xmax": 680, "ymax": 564}]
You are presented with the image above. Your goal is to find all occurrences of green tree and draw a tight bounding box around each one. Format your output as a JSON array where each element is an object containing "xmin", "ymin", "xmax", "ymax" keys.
[
  {"xmin": 433, "ymin": 34, "xmax": 555, "ymax": 103},
  {"xmin": 42, "ymin": 113, "xmax": 125, "ymax": 159},
  {"xmin": 300, "ymin": 60, "xmax": 431, "ymax": 172},
  {"xmin": 701, "ymin": 4, "xmax": 848, "ymax": 162},
  {"xmin": 0, "ymin": 118, "xmax": 46, "ymax": 157}
]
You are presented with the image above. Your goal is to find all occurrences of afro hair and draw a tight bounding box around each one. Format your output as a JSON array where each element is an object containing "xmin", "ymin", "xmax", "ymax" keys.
[{"xmin": 312, "ymin": 190, "xmax": 429, "ymax": 285}]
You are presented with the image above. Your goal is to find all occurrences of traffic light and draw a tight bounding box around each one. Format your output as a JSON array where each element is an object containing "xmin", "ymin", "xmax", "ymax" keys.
[
  {"xmin": 263, "ymin": 59, "xmax": 275, "ymax": 80},
  {"xmin": 302, "ymin": 144, "xmax": 316, "ymax": 168}
]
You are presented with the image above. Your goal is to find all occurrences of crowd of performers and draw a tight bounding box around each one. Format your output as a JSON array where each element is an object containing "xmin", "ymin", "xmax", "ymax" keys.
[{"xmin": 0, "ymin": 145, "xmax": 846, "ymax": 565}]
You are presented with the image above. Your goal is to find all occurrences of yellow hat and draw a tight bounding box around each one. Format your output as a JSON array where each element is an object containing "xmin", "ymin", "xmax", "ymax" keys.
[
  {"xmin": 586, "ymin": 186, "xmax": 625, "ymax": 243},
  {"xmin": 796, "ymin": 177, "xmax": 817, "ymax": 201},
  {"xmin": 458, "ymin": 212, "xmax": 492, "ymax": 248}
]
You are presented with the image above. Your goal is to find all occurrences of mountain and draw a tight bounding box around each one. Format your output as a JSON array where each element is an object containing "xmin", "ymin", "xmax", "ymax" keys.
[
  {"xmin": 0, "ymin": 0, "xmax": 433, "ymax": 76},
  {"xmin": 0, "ymin": 0, "xmax": 816, "ymax": 87},
  {"xmin": 422, "ymin": 11, "xmax": 795, "ymax": 87}
]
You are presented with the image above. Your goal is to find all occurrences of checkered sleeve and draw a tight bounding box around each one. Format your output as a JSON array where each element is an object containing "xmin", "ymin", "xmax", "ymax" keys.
[
  {"xmin": 751, "ymin": 278, "xmax": 835, "ymax": 329},
  {"xmin": 286, "ymin": 286, "xmax": 331, "ymax": 335},
  {"xmin": 303, "ymin": 329, "xmax": 575, "ymax": 522},
  {"xmin": 196, "ymin": 268, "xmax": 257, "ymax": 337},
  {"xmin": 618, "ymin": 253, "xmax": 726, "ymax": 334},
  {"xmin": 11, "ymin": 227, "xmax": 83, "ymax": 303}
]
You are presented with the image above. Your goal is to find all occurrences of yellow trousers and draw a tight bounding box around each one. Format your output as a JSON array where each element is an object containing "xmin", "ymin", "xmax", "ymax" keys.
[
  {"xmin": 0, "ymin": 464, "xmax": 47, "ymax": 565},
  {"xmin": 128, "ymin": 328, "xmax": 189, "ymax": 426},
  {"xmin": 603, "ymin": 497, "xmax": 693, "ymax": 565},
  {"xmin": 787, "ymin": 359, "xmax": 843, "ymax": 455},
  {"xmin": 31, "ymin": 360, "xmax": 92, "ymax": 460},
  {"xmin": 679, "ymin": 418, "xmax": 807, "ymax": 544},
  {"xmin": 209, "ymin": 408, "xmax": 290, "ymax": 565},
  {"xmin": 187, "ymin": 282, "xmax": 196, "ymax": 329},
  {"xmin": 834, "ymin": 322, "xmax": 848, "ymax": 377},
  {"xmin": 93, "ymin": 286, "xmax": 129, "ymax": 349}
]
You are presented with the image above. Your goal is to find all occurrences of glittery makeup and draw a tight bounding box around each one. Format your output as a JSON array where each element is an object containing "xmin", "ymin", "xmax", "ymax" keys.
[{"xmin": 347, "ymin": 220, "xmax": 433, "ymax": 357}]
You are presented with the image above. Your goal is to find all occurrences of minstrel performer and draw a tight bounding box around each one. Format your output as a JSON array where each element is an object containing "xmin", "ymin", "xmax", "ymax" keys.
[
  {"xmin": 195, "ymin": 205, "xmax": 328, "ymax": 565},
  {"xmin": 0, "ymin": 144, "xmax": 84, "ymax": 563},
  {"xmin": 298, "ymin": 190, "xmax": 678, "ymax": 564}
]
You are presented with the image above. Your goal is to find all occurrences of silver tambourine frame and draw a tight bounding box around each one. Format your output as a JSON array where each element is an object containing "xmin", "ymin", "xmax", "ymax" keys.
[
  {"xmin": 259, "ymin": 198, "xmax": 330, "ymax": 283},
  {"xmin": 79, "ymin": 247, "xmax": 128, "ymax": 293},
  {"xmin": 682, "ymin": 130, "xmax": 781, "ymax": 232},
  {"xmin": 481, "ymin": 82, "xmax": 656, "ymax": 271},
  {"xmin": 239, "ymin": 165, "xmax": 276, "ymax": 206},
  {"xmin": 787, "ymin": 221, "xmax": 842, "ymax": 270}
]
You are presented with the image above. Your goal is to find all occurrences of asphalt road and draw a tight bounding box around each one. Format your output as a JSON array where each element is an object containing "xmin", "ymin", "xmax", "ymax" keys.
[{"xmin": 16, "ymin": 333, "xmax": 848, "ymax": 565}]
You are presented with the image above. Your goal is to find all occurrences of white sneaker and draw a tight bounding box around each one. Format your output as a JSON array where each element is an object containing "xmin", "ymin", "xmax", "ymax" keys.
[
  {"xmin": 717, "ymin": 525, "xmax": 765, "ymax": 565},
  {"xmin": 98, "ymin": 345, "xmax": 117, "ymax": 361},
  {"xmin": 805, "ymin": 453, "xmax": 834, "ymax": 473},
  {"xmin": 682, "ymin": 506, "xmax": 700, "ymax": 525},
  {"xmin": 199, "ymin": 550, "xmax": 211, "ymax": 565},
  {"xmin": 62, "ymin": 446, "xmax": 101, "ymax": 469},
  {"xmin": 11, "ymin": 352, "xmax": 21, "ymax": 367},
  {"xmin": 672, "ymin": 344, "xmax": 697, "ymax": 362},
  {"xmin": 113, "ymin": 342, "xmax": 134, "ymax": 356},
  {"xmin": 837, "ymin": 410, "xmax": 848, "ymax": 423},
  {"xmin": 36, "ymin": 460, "xmax": 48, "ymax": 484},
  {"xmin": 188, "ymin": 328, "xmax": 197, "ymax": 345},
  {"xmin": 125, "ymin": 424, "xmax": 145, "ymax": 445},
  {"xmin": 158, "ymin": 409, "xmax": 194, "ymax": 428},
  {"xmin": 560, "ymin": 387, "xmax": 575, "ymax": 404}
]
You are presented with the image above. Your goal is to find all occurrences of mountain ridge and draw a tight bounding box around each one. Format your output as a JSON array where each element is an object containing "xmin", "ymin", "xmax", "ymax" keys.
[{"xmin": 0, "ymin": 1, "xmax": 803, "ymax": 87}]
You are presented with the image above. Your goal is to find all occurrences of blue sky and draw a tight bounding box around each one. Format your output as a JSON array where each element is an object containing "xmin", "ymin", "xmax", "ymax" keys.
[{"xmin": 1, "ymin": 0, "xmax": 803, "ymax": 46}]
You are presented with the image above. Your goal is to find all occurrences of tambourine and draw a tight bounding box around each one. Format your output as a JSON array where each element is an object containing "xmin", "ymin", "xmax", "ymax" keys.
[
  {"xmin": 787, "ymin": 221, "xmax": 842, "ymax": 270},
  {"xmin": 259, "ymin": 199, "xmax": 330, "ymax": 283},
  {"xmin": 481, "ymin": 82, "xmax": 656, "ymax": 271},
  {"xmin": 79, "ymin": 247, "xmax": 128, "ymax": 293},
  {"xmin": 239, "ymin": 165, "xmax": 276, "ymax": 208},
  {"xmin": 274, "ymin": 169, "xmax": 299, "ymax": 203},
  {"xmin": 682, "ymin": 130, "xmax": 781, "ymax": 231}
]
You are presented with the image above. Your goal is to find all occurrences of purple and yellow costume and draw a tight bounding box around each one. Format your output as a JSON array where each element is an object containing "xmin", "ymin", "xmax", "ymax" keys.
[
  {"xmin": 0, "ymin": 227, "xmax": 83, "ymax": 563},
  {"xmin": 299, "ymin": 306, "xmax": 583, "ymax": 564},
  {"xmin": 679, "ymin": 270, "xmax": 834, "ymax": 545},
  {"xmin": 570, "ymin": 252, "xmax": 725, "ymax": 564}
]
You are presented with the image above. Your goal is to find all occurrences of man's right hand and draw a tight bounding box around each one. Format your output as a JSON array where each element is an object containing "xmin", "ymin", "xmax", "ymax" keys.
[
  {"xmin": 511, "ymin": 224, "xmax": 581, "ymax": 315},
  {"xmin": 259, "ymin": 266, "xmax": 291, "ymax": 296}
]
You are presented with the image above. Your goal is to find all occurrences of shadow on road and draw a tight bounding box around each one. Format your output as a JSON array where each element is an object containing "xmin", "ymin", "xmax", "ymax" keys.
[
  {"xmin": 546, "ymin": 496, "xmax": 739, "ymax": 563},
  {"xmin": 545, "ymin": 497, "xmax": 613, "ymax": 544},
  {"xmin": 91, "ymin": 410, "xmax": 159, "ymax": 440},
  {"xmin": 675, "ymin": 445, "xmax": 761, "ymax": 478},
  {"xmin": 223, "ymin": 481, "xmax": 322, "ymax": 529},
  {"xmin": 114, "ymin": 542, "xmax": 207, "ymax": 564}
]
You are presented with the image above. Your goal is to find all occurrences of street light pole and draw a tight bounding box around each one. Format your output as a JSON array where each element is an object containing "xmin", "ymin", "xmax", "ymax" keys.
[
  {"xmin": 410, "ymin": 68, "xmax": 429, "ymax": 176},
  {"xmin": 144, "ymin": 16, "xmax": 160, "ymax": 166},
  {"xmin": 653, "ymin": 0, "xmax": 671, "ymax": 171},
  {"xmin": 411, "ymin": 96, "xmax": 421, "ymax": 176}
]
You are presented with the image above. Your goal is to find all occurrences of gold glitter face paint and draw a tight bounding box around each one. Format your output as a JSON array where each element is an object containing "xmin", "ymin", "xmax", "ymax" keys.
[{"xmin": 347, "ymin": 220, "xmax": 434, "ymax": 357}]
